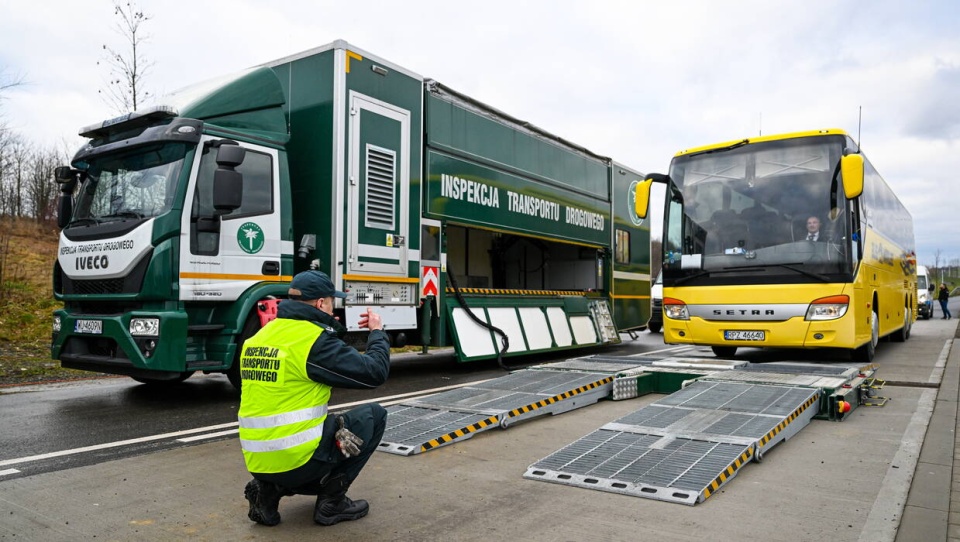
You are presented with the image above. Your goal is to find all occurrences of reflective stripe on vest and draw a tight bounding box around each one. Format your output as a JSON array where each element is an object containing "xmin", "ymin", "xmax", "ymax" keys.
[
  {"xmin": 239, "ymin": 404, "xmax": 329, "ymax": 430},
  {"xmin": 238, "ymin": 318, "xmax": 332, "ymax": 474}
]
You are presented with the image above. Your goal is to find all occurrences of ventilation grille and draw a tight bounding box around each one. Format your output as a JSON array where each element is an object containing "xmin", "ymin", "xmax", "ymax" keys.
[{"xmin": 365, "ymin": 145, "xmax": 396, "ymax": 230}]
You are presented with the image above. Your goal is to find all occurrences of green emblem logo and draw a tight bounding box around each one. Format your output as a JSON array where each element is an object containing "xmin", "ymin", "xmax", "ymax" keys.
[{"xmin": 237, "ymin": 222, "xmax": 265, "ymax": 254}]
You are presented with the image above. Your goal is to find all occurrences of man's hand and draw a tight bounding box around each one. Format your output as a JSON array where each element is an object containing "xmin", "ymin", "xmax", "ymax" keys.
[
  {"xmin": 335, "ymin": 415, "xmax": 363, "ymax": 458},
  {"xmin": 357, "ymin": 308, "xmax": 383, "ymax": 331}
]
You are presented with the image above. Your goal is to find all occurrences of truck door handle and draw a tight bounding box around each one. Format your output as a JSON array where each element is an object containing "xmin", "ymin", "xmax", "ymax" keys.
[{"xmin": 262, "ymin": 261, "xmax": 280, "ymax": 275}]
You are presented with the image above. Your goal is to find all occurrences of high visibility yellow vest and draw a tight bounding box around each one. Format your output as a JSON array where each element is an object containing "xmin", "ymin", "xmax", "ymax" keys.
[{"xmin": 237, "ymin": 319, "xmax": 332, "ymax": 474}]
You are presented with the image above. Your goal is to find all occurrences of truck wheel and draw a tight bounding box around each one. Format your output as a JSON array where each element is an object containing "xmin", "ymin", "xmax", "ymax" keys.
[
  {"xmin": 711, "ymin": 346, "xmax": 737, "ymax": 357},
  {"xmin": 648, "ymin": 322, "xmax": 662, "ymax": 333},
  {"xmin": 132, "ymin": 371, "xmax": 195, "ymax": 386},
  {"xmin": 853, "ymin": 309, "xmax": 878, "ymax": 363},
  {"xmin": 228, "ymin": 314, "xmax": 261, "ymax": 392}
]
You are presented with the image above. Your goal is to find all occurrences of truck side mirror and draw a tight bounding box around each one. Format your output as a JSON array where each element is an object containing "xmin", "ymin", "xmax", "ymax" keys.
[
  {"xmin": 213, "ymin": 144, "xmax": 245, "ymax": 214},
  {"xmin": 841, "ymin": 153, "xmax": 864, "ymax": 199},
  {"xmin": 54, "ymin": 166, "xmax": 80, "ymax": 228}
]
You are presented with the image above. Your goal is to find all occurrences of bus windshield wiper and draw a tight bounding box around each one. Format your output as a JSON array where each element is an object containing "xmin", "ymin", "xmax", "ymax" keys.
[
  {"xmin": 687, "ymin": 139, "xmax": 749, "ymax": 158},
  {"xmin": 674, "ymin": 267, "xmax": 744, "ymax": 286}
]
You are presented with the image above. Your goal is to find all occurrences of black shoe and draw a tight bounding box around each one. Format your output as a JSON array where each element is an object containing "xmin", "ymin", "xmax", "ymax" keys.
[
  {"xmin": 245, "ymin": 479, "xmax": 286, "ymax": 526},
  {"xmin": 314, "ymin": 495, "xmax": 370, "ymax": 525}
]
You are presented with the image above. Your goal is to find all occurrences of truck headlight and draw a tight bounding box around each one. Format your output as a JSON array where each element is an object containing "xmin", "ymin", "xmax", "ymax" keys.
[
  {"xmin": 130, "ymin": 318, "xmax": 160, "ymax": 337},
  {"xmin": 919, "ymin": 293, "xmax": 928, "ymax": 303},
  {"xmin": 53, "ymin": 315, "xmax": 61, "ymax": 333},
  {"xmin": 806, "ymin": 295, "xmax": 849, "ymax": 321}
]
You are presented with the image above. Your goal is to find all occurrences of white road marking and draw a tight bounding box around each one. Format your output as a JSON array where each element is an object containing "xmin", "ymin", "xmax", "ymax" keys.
[{"xmin": 0, "ymin": 468, "xmax": 21, "ymax": 477}]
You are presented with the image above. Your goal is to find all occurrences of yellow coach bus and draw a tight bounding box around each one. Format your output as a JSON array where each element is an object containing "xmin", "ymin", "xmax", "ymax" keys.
[{"xmin": 636, "ymin": 129, "xmax": 916, "ymax": 362}]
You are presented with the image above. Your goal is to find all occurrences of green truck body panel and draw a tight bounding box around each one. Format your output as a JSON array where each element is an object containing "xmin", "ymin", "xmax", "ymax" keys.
[{"xmin": 52, "ymin": 41, "xmax": 650, "ymax": 380}]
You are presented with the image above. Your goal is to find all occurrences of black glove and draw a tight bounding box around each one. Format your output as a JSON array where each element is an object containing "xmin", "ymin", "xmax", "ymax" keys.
[{"xmin": 334, "ymin": 415, "xmax": 363, "ymax": 458}]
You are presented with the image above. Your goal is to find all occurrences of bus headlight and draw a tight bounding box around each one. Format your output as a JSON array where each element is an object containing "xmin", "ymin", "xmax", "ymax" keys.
[
  {"xmin": 130, "ymin": 318, "xmax": 160, "ymax": 337},
  {"xmin": 663, "ymin": 298, "xmax": 689, "ymax": 320},
  {"xmin": 806, "ymin": 295, "xmax": 849, "ymax": 321}
]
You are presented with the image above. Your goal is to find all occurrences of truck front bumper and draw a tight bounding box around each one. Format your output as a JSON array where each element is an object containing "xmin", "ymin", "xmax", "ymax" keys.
[{"xmin": 52, "ymin": 309, "xmax": 190, "ymax": 379}]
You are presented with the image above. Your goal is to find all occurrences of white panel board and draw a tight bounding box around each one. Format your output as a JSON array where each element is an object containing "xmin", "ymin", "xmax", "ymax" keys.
[
  {"xmin": 518, "ymin": 307, "xmax": 553, "ymax": 350},
  {"xmin": 487, "ymin": 308, "xmax": 527, "ymax": 352},
  {"xmin": 546, "ymin": 307, "xmax": 573, "ymax": 347},
  {"xmin": 569, "ymin": 315, "xmax": 598, "ymax": 345},
  {"xmin": 451, "ymin": 308, "xmax": 496, "ymax": 357}
]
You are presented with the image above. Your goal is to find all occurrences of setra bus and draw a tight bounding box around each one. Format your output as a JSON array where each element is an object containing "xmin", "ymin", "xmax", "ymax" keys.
[{"xmin": 634, "ymin": 129, "xmax": 915, "ymax": 362}]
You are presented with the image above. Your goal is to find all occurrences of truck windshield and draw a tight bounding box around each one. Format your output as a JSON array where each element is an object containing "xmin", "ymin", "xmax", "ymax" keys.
[
  {"xmin": 72, "ymin": 143, "xmax": 189, "ymax": 224},
  {"xmin": 662, "ymin": 135, "xmax": 852, "ymax": 283}
]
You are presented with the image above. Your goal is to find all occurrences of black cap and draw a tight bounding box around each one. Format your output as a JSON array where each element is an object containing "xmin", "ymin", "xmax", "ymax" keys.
[{"xmin": 288, "ymin": 270, "xmax": 347, "ymax": 300}]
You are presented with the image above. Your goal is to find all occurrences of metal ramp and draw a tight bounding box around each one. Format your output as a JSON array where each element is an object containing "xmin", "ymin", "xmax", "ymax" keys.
[
  {"xmin": 378, "ymin": 368, "xmax": 618, "ymax": 456},
  {"xmin": 524, "ymin": 379, "xmax": 820, "ymax": 505}
]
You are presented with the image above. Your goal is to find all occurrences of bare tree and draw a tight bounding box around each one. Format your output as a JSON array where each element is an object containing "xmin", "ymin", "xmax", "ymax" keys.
[
  {"xmin": 98, "ymin": 1, "xmax": 154, "ymax": 113},
  {"xmin": 25, "ymin": 147, "xmax": 63, "ymax": 224}
]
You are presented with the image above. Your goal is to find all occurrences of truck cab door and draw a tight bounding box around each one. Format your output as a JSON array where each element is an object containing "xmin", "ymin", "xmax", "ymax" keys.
[
  {"xmin": 179, "ymin": 139, "xmax": 284, "ymax": 301},
  {"xmin": 347, "ymin": 92, "xmax": 411, "ymax": 276}
]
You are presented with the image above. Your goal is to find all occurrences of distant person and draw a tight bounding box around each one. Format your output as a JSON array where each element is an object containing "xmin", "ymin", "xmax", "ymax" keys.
[
  {"xmin": 939, "ymin": 283, "xmax": 952, "ymax": 320},
  {"xmin": 804, "ymin": 215, "xmax": 826, "ymax": 242},
  {"xmin": 239, "ymin": 270, "xmax": 390, "ymax": 527}
]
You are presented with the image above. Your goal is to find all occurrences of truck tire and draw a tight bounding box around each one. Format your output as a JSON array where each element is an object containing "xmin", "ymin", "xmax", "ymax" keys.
[{"xmin": 227, "ymin": 314, "xmax": 261, "ymax": 392}]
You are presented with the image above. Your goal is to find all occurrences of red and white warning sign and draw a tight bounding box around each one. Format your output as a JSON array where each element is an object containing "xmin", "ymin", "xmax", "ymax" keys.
[{"xmin": 422, "ymin": 266, "xmax": 439, "ymax": 298}]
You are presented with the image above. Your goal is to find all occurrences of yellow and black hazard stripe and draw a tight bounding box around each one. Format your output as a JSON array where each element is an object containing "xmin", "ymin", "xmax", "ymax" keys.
[
  {"xmin": 419, "ymin": 415, "xmax": 500, "ymax": 453},
  {"xmin": 702, "ymin": 447, "xmax": 754, "ymax": 501},
  {"xmin": 702, "ymin": 391, "xmax": 819, "ymax": 501},
  {"xmin": 506, "ymin": 376, "xmax": 615, "ymax": 419},
  {"xmin": 445, "ymin": 287, "xmax": 587, "ymax": 296},
  {"xmin": 757, "ymin": 392, "xmax": 820, "ymax": 449}
]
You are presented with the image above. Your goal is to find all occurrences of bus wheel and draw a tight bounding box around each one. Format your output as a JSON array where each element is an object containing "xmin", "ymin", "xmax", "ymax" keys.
[
  {"xmin": 227, "ymin": 313, "xmax": 261, "ymax": 392},
  {"xmin": 711, "ymin": 346, "xmax": 737, "ymax": 358},
  {"xmin": 648, "ymin": 322, "xmax": 662, "ymax": 333},
  {"xmin": 132, "ymin": 371, "xmax": 195, "ymax": 386},
  {"xmin": 891, "ymin": 304, "xmax": 911, "ymax": 342},
  {"xmin": 853, "ymin": 309, "xmax": 879, "ymax": 363}
]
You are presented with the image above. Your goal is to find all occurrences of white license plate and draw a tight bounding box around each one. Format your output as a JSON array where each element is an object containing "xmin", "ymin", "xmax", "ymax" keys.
[
  {"xmin": 724, "ymin": 330, "xmax": 764, "ymax": 341},
  {"xmin": 75, "ymin": 319, "xmax": 103, "ymax": 334}
]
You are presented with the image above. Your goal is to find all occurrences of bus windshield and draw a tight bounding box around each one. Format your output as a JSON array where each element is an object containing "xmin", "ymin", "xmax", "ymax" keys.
[
  {"xmin": 71, "ymin": 142, "xmax": 189, "ymax": 225},
  {"xmin": 662, "ymin": 135, "xmax": 853, "ymax": 284}
]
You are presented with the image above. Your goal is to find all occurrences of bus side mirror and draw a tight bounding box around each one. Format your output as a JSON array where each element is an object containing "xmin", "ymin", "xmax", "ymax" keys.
[
  {"xmin": 634, "ymin": 179, "xmax": 653, "ymax": 219},
  {"xmin": 841, "ymin": 153, "xmax": 864, "ymax": 199},
  {"xmin": 213, "ymin": 144, "xmax": 245, "ymax": 213}
]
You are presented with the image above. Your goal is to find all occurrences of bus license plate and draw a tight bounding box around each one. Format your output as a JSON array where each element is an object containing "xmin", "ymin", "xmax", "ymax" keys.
[
  {"xmin": 75, "ymin": 319, "xmax": 103, "ymax": 334},
  {"xmin": 724, "ymin": 330, "xmax": 764, "ymax": 341}
]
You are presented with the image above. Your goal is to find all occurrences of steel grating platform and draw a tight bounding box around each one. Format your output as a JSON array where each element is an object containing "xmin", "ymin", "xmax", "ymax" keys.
[
  {"xmin": 378, "ymin": 369, "xmax": 620, "ymax": 456},
  {"xmin": 524, "ymin": 379, "xmax": 820, "ymax": 505}
]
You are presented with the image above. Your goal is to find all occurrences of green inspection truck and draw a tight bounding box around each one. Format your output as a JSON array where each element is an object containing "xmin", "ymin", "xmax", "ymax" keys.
[{"xmin": 51, "ymin": 40, "xmax": 651, "ymax": 388}]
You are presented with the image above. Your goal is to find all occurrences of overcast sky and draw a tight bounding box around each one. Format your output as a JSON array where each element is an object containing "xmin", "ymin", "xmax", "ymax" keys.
[{"xmin": 2, "ymin": 0, "xmax": 958, "ymax": 267}]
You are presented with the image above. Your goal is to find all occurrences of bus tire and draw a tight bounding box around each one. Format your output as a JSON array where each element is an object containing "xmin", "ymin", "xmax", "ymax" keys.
[
  {"xmin": 853, "ymin": 309, "xmax": 879, "ymax": 363},
  {"xmin": 711, "ymin": 346, "xmax": 737, "ymax": 358},
  {"xmin": 891, "ymin": 304, "xmax": 911, "ymax": 342},
  {"xmin": 227, "ymin": 313, "xmax": 261, "ymax": 392},
  {"xmin": 648, "ymin": 322, "xmax": 662, "ymax": 333}
]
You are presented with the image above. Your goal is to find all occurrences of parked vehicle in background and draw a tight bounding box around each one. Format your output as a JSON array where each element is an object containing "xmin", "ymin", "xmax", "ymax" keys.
[
  {"xmin": 917, "ymin": 265, "xmax": 933, "ymax": 319},
  {"xmin": 648, "ymin": 272, "xmax": 662, "ymax": 333}
]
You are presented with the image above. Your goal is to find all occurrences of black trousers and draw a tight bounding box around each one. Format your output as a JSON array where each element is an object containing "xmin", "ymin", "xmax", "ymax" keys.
[{"xmin": 253, "ymin": 402, "xmax": 387, "ymax": 495}]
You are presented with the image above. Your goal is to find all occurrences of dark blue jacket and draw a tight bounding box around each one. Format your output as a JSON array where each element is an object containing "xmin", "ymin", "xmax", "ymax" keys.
[{"xmin": 275, "ymin": 300, "xmax": 390, "ymax": 389}]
